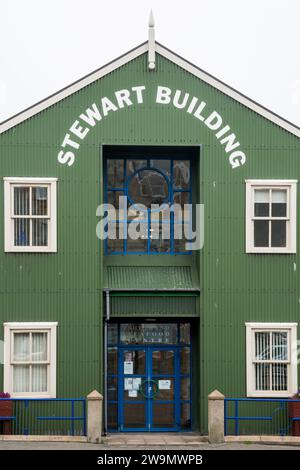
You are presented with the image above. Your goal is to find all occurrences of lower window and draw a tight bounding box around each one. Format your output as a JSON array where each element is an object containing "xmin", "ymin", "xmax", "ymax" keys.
[
  {"xmin": 246, "ymin": 322, "xmax": 297, "ymax": 397},
  {"xmin": 4, "ymin": 322, "xmax": 57, "ymax": 398}
]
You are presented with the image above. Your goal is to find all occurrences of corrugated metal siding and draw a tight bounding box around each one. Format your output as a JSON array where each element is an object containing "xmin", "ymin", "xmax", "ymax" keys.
[
  {"xmin": 104, "ymin": 266, "xmax": 196, "ymax": 289},
  {"xmin": 0, "ymin": 51, "xmax": 300, "ymax": 434},
  {"xmin": 110, "ymin": 294, "xmax": 198, "ymax": 317}
]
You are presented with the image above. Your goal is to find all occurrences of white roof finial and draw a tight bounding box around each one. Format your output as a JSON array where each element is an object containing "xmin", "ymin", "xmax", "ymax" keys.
[
  {"xmin": 148, "ymin": 10, "xmax": 155, "ymax": 70},
  {"xmin": 149, "ymin": 9, "xmax": 155, "ymax": 28}
]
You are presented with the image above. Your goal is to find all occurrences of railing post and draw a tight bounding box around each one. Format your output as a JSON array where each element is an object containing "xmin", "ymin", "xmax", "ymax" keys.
[
  {"xmin": 87, "ymin": 390, "xmax": 103, "ymax": 444},
  {"xmin": 208, "ymin": 389, "xmax": 225, "ymax": 444}
]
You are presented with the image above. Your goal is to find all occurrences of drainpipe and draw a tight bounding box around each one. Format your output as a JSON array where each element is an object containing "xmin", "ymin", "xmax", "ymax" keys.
[{"xmin": 104, "ymin": 289, "xmax": 110, "ymax": 435}]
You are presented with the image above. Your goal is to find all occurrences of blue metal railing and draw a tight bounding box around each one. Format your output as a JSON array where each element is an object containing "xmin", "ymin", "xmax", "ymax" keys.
[
  {"xmin": 0, "ymin": 398, "xmax": 86, "ymax": 436},
  {"xmin": 224, "ymin": 398, "xmax": 300, "ymax": 436}
]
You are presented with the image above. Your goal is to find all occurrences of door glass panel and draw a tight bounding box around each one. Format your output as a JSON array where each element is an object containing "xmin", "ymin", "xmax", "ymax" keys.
[
  {"xmin": 107, "ymin": 403, "xmax": 118, "ymax": 430},
  {"xmin": 180, "ymin": 403, "xmax": 191, "ymax": 429},
  {"xmin": 123, "ymin": 377, "xmax": 143, "ymax": 401},
  {"xmin": 152, "ymin": 403, "xmax": 175, "ymax": 428},
  {"xmin": 124, "ymin": 403, "xmax": 146, "ymax": 428},
  {"xmin": 123, "ymin": 350, "xmax": 146, "ymax": 374},
  {"xmin": 180, "ymin": 347, "xmax": 190, "ymax": 374},
  {"xmin": 152, "ymin": 350, "xmax": 174, "ymax": 375},
  {"xmin": 180, "ymin": 377, "xmax": 190, "ymax": 400},
  {"xmin": 107, "ymin": 376, "xmax": 117, "ymax": 401},
  {"xmin": 154, "ymin": 378, "xmax": 174, "ymax": 400}
]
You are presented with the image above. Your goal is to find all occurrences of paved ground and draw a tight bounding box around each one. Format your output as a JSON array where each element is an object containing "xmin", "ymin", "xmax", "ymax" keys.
[
  {"xmin": 1, "ymin": 432, "xmax": 300, "ymax": 450},
  {"xmin": 0, "ymin": 441, "xmax": 300, "ymax": 450}
]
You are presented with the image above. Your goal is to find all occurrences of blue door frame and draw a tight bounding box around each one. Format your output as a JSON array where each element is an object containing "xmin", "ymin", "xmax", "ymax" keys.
[{"xmin": 118, "ymin": 345, "xmax": 181, "ymax": 432}]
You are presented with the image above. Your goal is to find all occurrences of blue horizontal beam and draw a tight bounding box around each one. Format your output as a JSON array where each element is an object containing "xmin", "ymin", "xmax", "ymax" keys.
[
  {"xmin": 0, "ymin": 416, "xmax": 16, "ymax": 420},
  {"xmin": 226, "ymin": 416, "xmax": 272, "ymax": 421}
]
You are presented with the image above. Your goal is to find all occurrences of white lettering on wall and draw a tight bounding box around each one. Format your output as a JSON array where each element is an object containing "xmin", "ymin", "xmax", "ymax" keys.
[{"xmin": 57, "ymin": 84, "xmax": 247, "ymax": 169}]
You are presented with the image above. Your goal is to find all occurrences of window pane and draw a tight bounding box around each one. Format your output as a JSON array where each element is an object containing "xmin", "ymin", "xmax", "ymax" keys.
[
  {"xmin": 271, "ymin": 220, "xmax": 286, "ymax": 247},
  {"xmin": 108, "ymin": 324, "xmax": 118, "ymax": 344},
  {"xmin": 255, "ymin": 363, "xmax": 270, "ymax": 390},
  {"xmin": 107, "ymin": 159, "xmax": 124, "ymax": 188},
  {"xmin": 150, "ymin": 223, "xmax": 171, "ymax": 253},
  {"xmin": 180, "ymin": 324, "xmax": 191, "ymax": 344},
  {"xmin": 13, "ymin": 365, "xmax": 30, "ymax": 392},
  {"xmin": 150, "ymin": 159, "xmax": 171, "ymax": 177},
  {"xmin": 32, "ymin": 187, "xmax": 48, "ymax": 215},
  {"xmin": 174, "ymin": 224, "xmax": 190, "ymax": 252},
  {"xmin": 106, "ymin": 223, "xmax": 125, "ymax": 253},
  {"xmin": 14, "ymin": 218, "xmax": 30, "ymax": 246},
  {"xmin": 107, "ymin": 376, "xmax": 117, "ymax": 401},
  {"xmin": 180, "ymin": 347, "xmax": 190, "ymax": 374},
  {"xmin": 32, "ymin": 219, "xmax": 48, "ymax": 246},
  {"xmin": 32, "ymin": 333, "xmax": 48, "ymax": 361},
  {"xmin": 173, "ymin": 191, "xmax": 190, "ymax": 207},
  {"xmin": 13, "ymin": 333, "xmax": 30, "ymax": 361},
  {"xmin": 107, "ymin": 191, "xmax": 126, "ymax": 220},
  {"xmin": 120, "ymin": 324, "xmax": 144, "ymax": 344},
  {"xmin": 126, "ymin": 223, "xmax": 148, "ymax": 253},
  {"xmin": 254, "ymin": 220, "xmax": 269, "ymax": 247},
  {"xmin": 272, "ymin": 364, "xmax": 287, "ymax": 391},
  {"xmin": 272, "ymin": 332, "xmax": 288, "ymax": 360},
  {"xmin": 254, "ymin": 189, "xmax": 269, "ymax": 217},
  {"xmin": 32, "ymin": 365, "xmax": 47, "ymax": 392},
  {"xmin": 128, "ymin": 170, "xmax": 168, "ymax": 207},
  {"xmin": 255, "ymin": 332, "xmax": 270, "ymax": 360},
  {"xmin": 271, "ymin": 190, "xmax": 287, "ymax": 217},
  {"xmin": 14, "ymin": 187, "xmax": 30, "ymax": 215},
  {"xmin": 107, "ymin": 348, "xmax": 118, "ymax": 374},
  {"xmin": 126, "ymin": 159, "xmax": 147, "ymax": 176},
  {"xmin": 173, "ymin": 161, "xmax": 190, "ymax": 190}
]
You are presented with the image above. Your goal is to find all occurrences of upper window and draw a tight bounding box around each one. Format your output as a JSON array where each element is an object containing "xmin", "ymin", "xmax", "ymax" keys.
[
  {"xmin": 4, "ymin": 322, "xmax": 57, "ymax": 398},
  {"xmin": 246, "ymin": 322, "xmax": 297, "ymax": 397},
  {"xmin": 245, "ymin": 180, "xmax": 297, "ymax": 253},
  {"xmin": 4, "ymin": 177, "xmax": 57, "ymax": 252},
  {"xmin": 105, "ymin": 157, "xmax": 192, "ymax": 254}
]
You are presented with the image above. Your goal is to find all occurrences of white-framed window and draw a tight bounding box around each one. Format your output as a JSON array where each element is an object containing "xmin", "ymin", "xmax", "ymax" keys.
[
  {"xmin": 4, "ymin": 177, "xmax": 57, "ymax": 252},
  {"xmin": 4, "ymin": 322, "xmax": 57, "ymax": 398},
  {"xmin": 246, "ymin": 322, "xmax": 298, "ymax": 397},
  {"xmin": 245, "ymin": 179, "xmax": 297, "ymax": 253}
]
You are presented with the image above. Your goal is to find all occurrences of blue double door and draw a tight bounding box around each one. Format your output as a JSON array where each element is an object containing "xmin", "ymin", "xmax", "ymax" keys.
[{"xmin": 119, "ymin": 346, "xmax": 180, "ymax": 431}]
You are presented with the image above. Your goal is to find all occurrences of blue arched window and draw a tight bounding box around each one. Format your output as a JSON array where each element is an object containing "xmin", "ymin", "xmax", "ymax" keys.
[{"xmin": 105, "ymin": 157, "xmax": 192, "ymax": 254}]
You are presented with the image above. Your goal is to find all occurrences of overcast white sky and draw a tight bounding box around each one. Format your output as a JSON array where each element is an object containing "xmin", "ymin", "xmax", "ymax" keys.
[{"xmin": 0, "ymin": 0, "xmax": 300, "ymax": 126}]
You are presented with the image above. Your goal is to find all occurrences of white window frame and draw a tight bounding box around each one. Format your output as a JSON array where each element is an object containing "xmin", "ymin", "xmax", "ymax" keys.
[
  {"xmin": 245, "ymin": 179, "xmax": 297, "ymax": 254},
  {"xmin": 3, "ymin": 322, "xmax": 58, "ymax": 398},
  {"xmin": 3, "ymin": 177, "xmax": 57, "ymax": 252},
  {"xmin": 246, "ymin": 322, "xmax": 298, "ymax": 397}
]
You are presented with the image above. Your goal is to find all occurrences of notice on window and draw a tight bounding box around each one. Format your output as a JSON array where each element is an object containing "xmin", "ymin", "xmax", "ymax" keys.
[
  {"xmin": 132, "ymin": 378, "xmax": 141, "ymax": 390},
  {"xmin": 158, "ymin": 379, "xmax": 171, "ymax": 390},
  {"xmin": 124, "ymin": 378, "xmax": 133, "ymax": 390},
  {"xmin": 124, "ymin": 361, "xmax": 133, "ymax": 374},
  {"xmin": 128, "ymin": 390, "xmax": 138, "ymax": 398}
]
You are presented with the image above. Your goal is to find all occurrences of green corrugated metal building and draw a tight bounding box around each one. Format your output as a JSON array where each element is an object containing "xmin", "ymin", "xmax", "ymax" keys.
[{"xmin": 1, "ymin": 22, "xmax": 300, "ymax": 435}]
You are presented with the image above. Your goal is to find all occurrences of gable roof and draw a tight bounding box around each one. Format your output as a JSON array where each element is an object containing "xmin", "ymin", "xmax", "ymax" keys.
[{"xmin": 1, "ymin": 41, "xmax": 300, "ymax": 138}]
